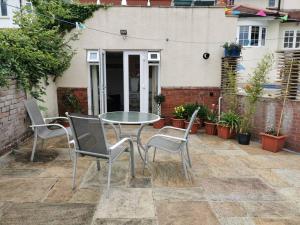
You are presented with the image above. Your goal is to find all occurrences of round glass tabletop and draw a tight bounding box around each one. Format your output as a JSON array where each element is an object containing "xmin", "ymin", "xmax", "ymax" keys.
[{"xmin": 100, "ymin": 111, "xmax": 160, "ymax": 124}]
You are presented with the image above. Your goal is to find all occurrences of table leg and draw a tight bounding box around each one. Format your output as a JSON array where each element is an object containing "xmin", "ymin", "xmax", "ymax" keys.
[{"xmin": 136, "ymin": 123, "xmax": 147, "ymax": 162}]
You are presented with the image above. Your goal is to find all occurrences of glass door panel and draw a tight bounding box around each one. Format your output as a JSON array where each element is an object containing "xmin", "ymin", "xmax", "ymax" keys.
[
  {"xmin": 90, "ymin": 65, "xmax": 100, "ymax": 115},
  {"xmin": 129, "ymin": 55, "xmax": 140, "ymax": 111}
]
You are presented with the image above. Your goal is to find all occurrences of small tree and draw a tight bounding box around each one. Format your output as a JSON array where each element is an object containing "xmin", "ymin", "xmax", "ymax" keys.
[
  {"xmin": 154, "ymin": 94, "xmax": 165, "ymax": 116},
  {"xmin": 239, "ymin": 54, "xmax": 274, "ymax": 134}
]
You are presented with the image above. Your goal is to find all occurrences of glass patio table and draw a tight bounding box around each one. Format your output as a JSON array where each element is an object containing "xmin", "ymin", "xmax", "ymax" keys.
[{"xmin": 100, "ymin": 111, "xmax": 160, "ymax": 161}]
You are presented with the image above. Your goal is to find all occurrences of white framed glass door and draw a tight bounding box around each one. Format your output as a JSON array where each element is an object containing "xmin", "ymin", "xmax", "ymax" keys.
[
  {"xmin": 123, "ymin": 51, "xmax": 148, "ymax": 112},
  {"xmin": 99, "ymin": 49, "xmax": 107, "ymax": 114}
]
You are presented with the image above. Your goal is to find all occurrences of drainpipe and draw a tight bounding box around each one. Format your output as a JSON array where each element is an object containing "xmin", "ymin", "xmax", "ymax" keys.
[
  {"xmin": 277, "ymin": 0, "xmax": 281, "ymax": 12},
  {"xmin": 218, "ymin": 96, "xmax": 223, "ymax": 121}
]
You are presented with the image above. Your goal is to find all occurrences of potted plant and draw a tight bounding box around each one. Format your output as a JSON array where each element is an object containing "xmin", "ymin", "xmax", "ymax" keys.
[
  {"xmin": 223, "ymin": 42, "xmax": 242, "ymax": 57},
  {"xmin": 205, "ymin": 110, "xmax": 218, "ymax": 135},
  {"xmin": 260, "ymin": 127, "xmax": 287, "ymax": 153},
  {"xmin": 153, "ymin": 94, "xmax": 166, "ymax": 129},
  {"xmin": 217, "ymin": 111, "xmax": 240, "ymax": 139},
  {"xmin": 172, "ymin": 105, "xmax": 185, "ymax": 128},
  {"xmin": 238, "ymin": 54, "xmax": 274, "ymax": 145},
  {"xmin": 197, "ymin": 104, "xmax": 209, "ymax": 127},
  {"xmin": 183, "ymin": 103, "xmax": 200, "ymax": 134}
]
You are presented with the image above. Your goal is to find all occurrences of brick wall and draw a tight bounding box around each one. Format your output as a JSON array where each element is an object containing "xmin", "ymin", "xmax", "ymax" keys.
[
  {"xmin": 57, "ymin": 87, "xmax": 88, "ymax": 116},
  {"xmin": 161, "ymin": 87, "xmax": 221, "ymax": 119},
  {"xmin": 0, "ymin": 80, "xmax": 31, "ymax": 155},
  {"xmin": 222, "ymin": 96, "xmax": 300, "ymax": 152}
]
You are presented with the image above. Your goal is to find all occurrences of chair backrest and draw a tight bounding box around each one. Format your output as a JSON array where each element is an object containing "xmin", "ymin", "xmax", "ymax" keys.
[
  {"xmin": 24, "ymin": 99, "xmax": 47, "ymax": 132},
  {"xmin": 184, "ymin": 107, "xmax": 200, "ymax": 140},
  {"xmin": 67, "ymin": 113, "xmax": 109, "ymax": 157}
]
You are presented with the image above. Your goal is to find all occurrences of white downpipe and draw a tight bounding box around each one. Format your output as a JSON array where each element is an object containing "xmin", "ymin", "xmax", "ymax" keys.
[
  {"xmin": 121, "ymin": 0, "xmax": 127, "ymax": 5},
  {"xmin": 218, "ymin": 96, "xmax": 223, "ymax": 121}
]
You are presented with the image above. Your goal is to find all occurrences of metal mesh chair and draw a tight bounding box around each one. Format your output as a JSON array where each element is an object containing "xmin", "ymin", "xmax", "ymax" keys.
[
  {"xmin": 143, "ymin": 108, "xmax": 200, "ymax": 179},
  {"xmin": 24, "ymin": 99, "xmax": 72, "ymax": 161},
  {"xmin": 67, "ymin": 113, "xmax": 135, "ymax": 196}
]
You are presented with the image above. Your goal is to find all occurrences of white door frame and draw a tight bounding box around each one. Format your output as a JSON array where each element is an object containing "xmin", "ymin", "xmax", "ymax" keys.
[
  {"xmin": 99, "ymin": 49, "xmax": 107, "ymax": 114},
  {"xmin": 123, "ymin": 51, "xmax": 149, "ymax": 112}
]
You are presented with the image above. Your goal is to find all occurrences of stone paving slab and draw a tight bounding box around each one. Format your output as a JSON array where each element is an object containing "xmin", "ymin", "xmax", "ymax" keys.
[
  {"xmin": 0, "ymin": 202, "xmax": 95, "ymax": 225},
  {"xmin": 153, "ymin": 187, "xmax": 206, "ymax": 201},
  {"xmin": 93, "ymin": 218, "xmax": 157, "ymax": 225},
  {"xmin": 93, "ymin": 188, "xmax": 155, "ymax": 220},
  {"xmin": 156, "ymin": 201, "xmax": 220, "ymax": 225}
]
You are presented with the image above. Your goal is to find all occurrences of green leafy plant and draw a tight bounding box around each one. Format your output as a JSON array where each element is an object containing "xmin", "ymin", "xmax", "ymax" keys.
[
  {"xmin": 173, "ymin": 105, "xmax": 185, "ymax": 119},
  {"xmin": 218, "ymin": 111, "xmax": 240, "ymax": 132},
  {"xmin": 183, "ymin": 103, "xmax": 199, "ymax": 121},
  {"xmin": 239, "ymin": 54, "xmax": 274, "ymax": 134},
  {"xmin": 206, "ymin": 110, "xmax": 218, "ymax": 123},
  {"xmin": 0, "ymin": 0, "xmax": 103, "ymax": 100},
  {"xmin": 63, "ymin": 90, "xmax": 81, "ymax": 113},
  {"xmin": 154, "ymin": 94, "xmax": 165, "ymax": 116},
  {"xmin": 265, "ymin": 126, "xmax": 277, "ymax": 136},
  {"xmin": 197, "ymin": 104, "xmax": 209, "ymax": 119},
  {"xmin": 223, "ymin": 42, "xmax": 242, "ymax": 54}
]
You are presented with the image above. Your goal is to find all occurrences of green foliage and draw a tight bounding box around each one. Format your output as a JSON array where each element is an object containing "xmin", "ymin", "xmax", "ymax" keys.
[
  {"xmin": 218, "ymin": 111, "xmax": 240, "ymax": 132},
  {"xmin": 154, "ymin": 94, "xmax": 165, "ymax": 105},
  {"xmin": 239, "ymin": 54, "xmax": 273, "ymax": 134},
  {"xmin": 173, "ymin": 105, "xmax": 185, "ymax": 119},
  {"xmin": 63, "ymin": 90, "xmax": 81, "ymax": 112},
  {"xmin": 183, "ymin": 103, "xmax": 199, "ymax": 120},
  {"xmin": 197, "ymin": 104, "xmax": 209, "ymax": 119},
  {"xmin": 265, "ymin": 126, "xmax": 277, "ymax": 136},
  {"xmin": 206, "ymin": 110, "xmax": 218, "ymax": 123},
  {"xmin": 0, "ymin": 0, "xmax": 102, "ymax": 99},
  {"xmin": 222, "ymin": 42, "xmax": 242, "ymax": 53}
]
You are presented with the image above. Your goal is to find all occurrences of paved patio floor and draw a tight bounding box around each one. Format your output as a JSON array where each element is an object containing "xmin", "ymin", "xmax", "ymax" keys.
[{"xmin": 0, "ymin": 126, "xmax": 300, "ymax": 225}]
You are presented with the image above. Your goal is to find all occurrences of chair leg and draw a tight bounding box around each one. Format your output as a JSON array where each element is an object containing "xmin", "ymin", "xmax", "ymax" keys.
[
  {"xmin": 143, "ymin": 150, "xmax": 148, "ymax": 175},
  {"xmin": 153, "ymin": 147, "xmax": 157, "ymax": 162},
  {"xmin": 180, "ymin": 151, "xmax": 188, "ymax": 179},
  {"xmin": 72, "ymin": 152, "xmax": 78, "ymax": 190},
  {"xmin": 40, "ymin": 139, "xmax": 45, "ymax": 151},
  {"xmin": 185, "ymin": 143, "xmax": 192, "ymax": 168},
  {"xmin": 31, "ymin": 130, "xmax": 38, "ymax": 162},
  {"xmin": 106, "ymin": 160, "xmax": 112, "ymax": 198},
  {"xmin": 129, "ymin": 142, "xmax": 135, "ymax": 177},
  {"xmin": 96, "ymin": 160, "xmax": 101, "ymax": 171}
]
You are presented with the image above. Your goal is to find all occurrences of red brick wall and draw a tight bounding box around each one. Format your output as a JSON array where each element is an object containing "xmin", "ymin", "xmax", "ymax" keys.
[
  {"xmin": 161, "ymin": 87, "xmax": 221, "ymax": 119},
  {"xmin": 57, "ymin": 88, "xmax": 88, "ymax": 116},
  {"xmin": 222, "ymin": 96, "xmax": 300, "ymax": 153},
  {"xmin": 0, "ymin": 80, "xmax": 31, "ymax": 155}
]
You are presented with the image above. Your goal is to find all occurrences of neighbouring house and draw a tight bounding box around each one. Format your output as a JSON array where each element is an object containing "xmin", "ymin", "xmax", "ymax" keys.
[{"xmin": 0, "ymin": 0, "xmax": 32, "ymax": 28}]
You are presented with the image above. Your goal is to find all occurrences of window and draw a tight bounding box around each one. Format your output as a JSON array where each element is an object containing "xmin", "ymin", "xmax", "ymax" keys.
[
  {"xmin": 25, "ymin": 2, "xmax": 33, "ymax": 14},
  {"xmin": 283, "ymin": 30, "xmax": 300, "ymax": 49},
  {"xmin": 227, "ymin": 0, "xmax": 234, "ymax": 5},
  {"xmin": 238, "ymin": 26, "xmax": 267, "ymax": 47},
  {"xmin": 0, "ymin": 0, "xmax": 7, "ymax": 16},
  {"xmin": 268, "ymin": 0, "xmax": 276, "ymax": 7}
]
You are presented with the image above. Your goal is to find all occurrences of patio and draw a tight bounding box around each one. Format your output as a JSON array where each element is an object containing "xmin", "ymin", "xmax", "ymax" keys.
[{"xmin": 0, "ymin": 126, "xmax": 300, "ymax": 225}]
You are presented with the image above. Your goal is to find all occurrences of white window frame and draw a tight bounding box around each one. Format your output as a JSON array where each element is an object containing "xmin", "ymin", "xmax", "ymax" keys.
[
  {"xmin": 283, "ymin": 30, "xmax": 300, "ymax": 49},
  {"xmin": 237, "ymin": 25, "xmax": 267, "ymax": 47}
]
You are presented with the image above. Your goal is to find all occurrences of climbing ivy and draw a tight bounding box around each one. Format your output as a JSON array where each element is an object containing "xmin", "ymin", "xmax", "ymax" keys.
[{"xmin": 0, "ymin": 0, "xmax": 103, "ymax": 100}]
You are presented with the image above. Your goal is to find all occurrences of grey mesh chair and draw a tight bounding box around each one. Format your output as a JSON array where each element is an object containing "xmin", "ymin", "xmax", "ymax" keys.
[
  {"xmin": 66, "ymin": 113, "xmax": 135, "ymax": 196},
  {"xmin": 143, "ymin": 108, "xmax": 200, "ymax": 179},
  {"xmin": 24, "ymin": 99, "xmax": 72, "ymax": 162}
]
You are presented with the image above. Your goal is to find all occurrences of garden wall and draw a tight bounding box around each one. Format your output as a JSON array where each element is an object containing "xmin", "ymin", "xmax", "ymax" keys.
[
  {"xmin": 0, "ymin": 80, "xmax": 31, "ymax": 155},
  {"xmin": 222, "ymin": 95, "xmax": 300, "ymax": 153}
]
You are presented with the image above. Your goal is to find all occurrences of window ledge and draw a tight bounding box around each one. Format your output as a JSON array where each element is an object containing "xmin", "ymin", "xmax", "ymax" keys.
[{"xmin": 0, "ymin": 16, "xmax": 10, "ymax": 19}]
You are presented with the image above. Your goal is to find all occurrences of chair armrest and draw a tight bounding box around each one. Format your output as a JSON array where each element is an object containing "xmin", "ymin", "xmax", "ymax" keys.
[
  {"xmin": 147, "ymin": 134, "xmax": 187, "ymax": 143},
  {"xmin": 109, "ymin": 137, "xmax": 133, "ymax": 150},
  {"xmin": 44, "ymin": 117, "xmax": 68, "ymax": 122},
  {"xmin": 30, "ymin": 123, "xmax": 70, "ymax": 136},
  {"xmin": 158, "ymin": 126, "xmax": 186, "ymax": 133}
]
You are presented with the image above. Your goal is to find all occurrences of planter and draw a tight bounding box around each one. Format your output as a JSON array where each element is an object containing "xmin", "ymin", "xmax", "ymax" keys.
[
  {"xmin": 238, "ymin": 133, "xmax": 251, "ymax": 145},
  {"xmin": 197, "ymin": 118, "xmax": 205, "ymax": 128},
  {"xmin": 217, "ymin": 125, "xmax": 234, "ymax": 139},
  {"xmin": 260, "ymin": 133, "xmax": 287, "ymax": 153},
  {"xmin": 224, "ymin": 48, "xmax": 241, "ymax": 58},
  {"xmin": 205, "ymin": 122, "xmax": 217, "ymax": 135},
  {"xmin": 153, "ymin": 118, "xmax": 165, "ymax": 129},
  {"xmin": 171, "ymin": 118, "xmax": 185, "ymax": 128},
  {"xmin": 184, "ymin": 121, "xmax": 200, "ymax": 134}
]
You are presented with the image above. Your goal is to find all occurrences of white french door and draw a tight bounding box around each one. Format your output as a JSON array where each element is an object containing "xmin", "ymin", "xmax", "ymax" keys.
[
  {"xmin": 99, "ymin": 49, "xmax": 107, "ymax": 114},
  {"xmin": 123, "ymin": 51, "xmax": 149, "ymax": 113}
]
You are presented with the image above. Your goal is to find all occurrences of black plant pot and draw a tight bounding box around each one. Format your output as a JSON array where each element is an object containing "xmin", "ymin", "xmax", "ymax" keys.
[{"xmin": 238, "ymin": 133, "xmax": 251, "ymax": 145}]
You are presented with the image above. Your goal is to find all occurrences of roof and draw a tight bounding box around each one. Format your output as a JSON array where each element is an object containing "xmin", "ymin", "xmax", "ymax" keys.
[{"xmin": 231, "ymin": 4, "xmax": 284, "ymax": 17}]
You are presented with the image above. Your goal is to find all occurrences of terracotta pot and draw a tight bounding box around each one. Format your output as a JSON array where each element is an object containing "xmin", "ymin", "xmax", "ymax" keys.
[
  {"xmin": 153, "ymin": 118, "xmax": 165, "ymax": 129},
  {"xmin": 217, "ymin": 125, "xmax": 234, "ymax": 139},
  {"xmin": 197, "ymin": 118, "xmax": 205, "ymax": 128},
  {"xmin": 260, "ymin": 133, "xmax": 287, "ymax": 153},
  {"xmin": 184, "ymin": 121, "xmax": 200, "ymax": 134},
  {"xmin": 171, "ymin": 118, "xmax": 185, "ymax": 128},
  {"xmin": 205, "ymin": 122, "xmax": 217, "ymax": 135}
]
